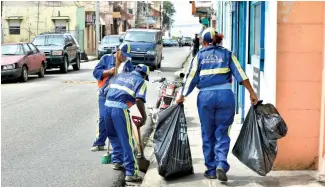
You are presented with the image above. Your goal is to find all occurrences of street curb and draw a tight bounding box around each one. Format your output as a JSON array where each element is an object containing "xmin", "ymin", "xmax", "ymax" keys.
[{"xmin": 181, "ymin": 52, "xmax": 192, "ymax": 69}]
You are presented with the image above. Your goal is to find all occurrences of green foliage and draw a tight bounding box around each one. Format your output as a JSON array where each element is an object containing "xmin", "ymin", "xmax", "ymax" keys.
[{"xmin": 162, "ymin": 1, "xmax": 176, "ymax": 31}]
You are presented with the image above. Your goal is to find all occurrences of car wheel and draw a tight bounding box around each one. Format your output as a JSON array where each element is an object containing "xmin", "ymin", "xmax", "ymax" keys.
[
  {"xmin": 38, "ymin": 63, "xmax": 45, "ymax": 78},
  {"xmin": 73, "ymin": 55, "xmax": 80, "ymax": 71},
  {"xmin": 60, "ymin": 56, "xmax": 69, "ymax": 73},
  {"xmin": 20, "ymin": 65, "xmax": 28, "ymax": 82}
]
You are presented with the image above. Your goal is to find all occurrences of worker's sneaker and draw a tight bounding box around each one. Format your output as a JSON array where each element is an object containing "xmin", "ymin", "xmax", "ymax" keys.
[
  {"xmin": 125, "ymin": 175, "xmax": 143, "ymax": 182},
  {"xmin": 112, "ymin": 163, "xmax": 124, "ymax": 170},
  {"xmin": 90, "ymin": 145, "xmax": 105, "ymax": 152},
  {"xmin": 204, "ymin": 171, "xmax": 217, "ymax": 179},
  {"xmin": 217, "ymin": 168, "xmax": 228, "ymax": 182}
]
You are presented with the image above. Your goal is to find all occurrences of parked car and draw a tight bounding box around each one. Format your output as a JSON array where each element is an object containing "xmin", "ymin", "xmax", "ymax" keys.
[
  {"xmin": 123, "ymin": 29, "xmax": 163, "ymax": 70},
  {"xmin": 183, "ymin": 37, "xmax": 192, "ymax": 46},
  {"xmin": 163, "ymin": 39, "xmax": 173, "ymax": 47},
  {"xmin": 97, "ymin": 35, "xmax": 121, "ymax": 60},
  {"xmin": 1, "ymin": 42, "xmax": 47, "ymax": 82},
  {"xmin": 32, "ymin": 32, "xmax": 81, "ymax": 73},
  {"xmin": 170, "ymin": 40, "xmax": 178, "ymax": 46}
]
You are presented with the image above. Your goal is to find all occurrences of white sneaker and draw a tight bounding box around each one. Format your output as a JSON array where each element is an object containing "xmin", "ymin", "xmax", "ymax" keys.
[{"xmin": 90, "ymin": 145, "xmax": 105, "ymax": 152}]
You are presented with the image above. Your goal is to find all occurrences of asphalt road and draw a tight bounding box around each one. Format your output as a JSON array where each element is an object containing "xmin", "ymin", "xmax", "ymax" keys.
[{"xmin": 1, "ymin": 46, "xmax": 191, "ymax": 187}]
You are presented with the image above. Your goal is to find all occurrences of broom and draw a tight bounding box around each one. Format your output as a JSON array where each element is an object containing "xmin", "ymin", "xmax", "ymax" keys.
[{"xmin": 100, "ymin": 52, "xmax": 121, "ymax": 165}]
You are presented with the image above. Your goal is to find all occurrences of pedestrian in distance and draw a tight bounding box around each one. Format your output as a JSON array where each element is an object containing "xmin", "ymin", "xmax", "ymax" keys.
[
  {"xmin": 176, "ymin": 27, "xmax": 258, "ymax": 182},
  {"xmin": 104, "ymin": 64, "xmax": 150, "ymax": 182},
  {"xmin": 192, "ymin": 33, "xmax": 200, "ymax": 57},
  {"xmin": 90, "ymin": 42, "xmax": 134, "ymax": 152}
]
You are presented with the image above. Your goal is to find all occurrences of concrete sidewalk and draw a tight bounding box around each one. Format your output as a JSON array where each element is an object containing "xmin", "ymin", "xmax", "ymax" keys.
[{"xmin": 141, "ymin": 90, "xmax": 323, "ymax": 187}]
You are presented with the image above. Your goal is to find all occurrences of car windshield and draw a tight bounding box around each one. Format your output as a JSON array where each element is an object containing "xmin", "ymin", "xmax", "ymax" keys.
[
  {"xmin": 101, "ymin": 36, "xmax": 120, "ymax": 44},
  {"xmin": 1, "ymin": 44, "xmax": 24, "ymax": 55},
  {"xmin": 124, "ymin": 31, "xmax": 156, "ymax": 43},
  {"xmin": 33, "ymin": 35, "xmax": 65, "ymax": 46}
]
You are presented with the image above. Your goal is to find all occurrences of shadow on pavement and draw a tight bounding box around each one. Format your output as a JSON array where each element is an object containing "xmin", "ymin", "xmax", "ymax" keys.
[
  {"xmin": 45, "ymin": 68, "xmax": 92, "ymax": 75},
  {"xmin": 1, "ymin": 74, "xmax": 57, "ymax": 84},
  {"xmin": 226, "ymin": 174, "xmax": 320, "ymax": 187}
]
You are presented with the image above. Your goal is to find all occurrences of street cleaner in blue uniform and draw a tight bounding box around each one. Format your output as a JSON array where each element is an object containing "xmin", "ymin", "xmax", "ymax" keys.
[
  {"xmin": 91, "ymin": 42, "xmax": 134, "ymax": 151},
  {"xmin": 104, "ymin": 64, "xmax": 149, "ymax": 182},
  {"xmin": 176, "ymin": 28, "xmax": 258, "ymax": 182}
]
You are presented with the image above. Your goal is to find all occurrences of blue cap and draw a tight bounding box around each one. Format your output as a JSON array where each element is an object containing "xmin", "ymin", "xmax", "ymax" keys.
[
  {"xmin": 119, "ymin": 42, "xmax": 131, "ymax": 58},
  {"xmin": 135, "ymin": 64, "xmax": 150, "ymax": 81},
  {"xmin": 201, "ymin": 27, "xmax": 216, "ymax": 43}
]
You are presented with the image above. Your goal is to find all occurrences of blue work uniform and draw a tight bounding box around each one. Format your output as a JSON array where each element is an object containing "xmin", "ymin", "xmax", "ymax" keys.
[
  {"xmin": 104, "ymin": 71, "xmax": 147, "ymax": 176},
  {"xmin": 182, "ymin": 45, "xmax": 248, "ymax": 176},
  {"xmin": 92, "ymin": 54, "xmax": 133, "ymax": 147}
]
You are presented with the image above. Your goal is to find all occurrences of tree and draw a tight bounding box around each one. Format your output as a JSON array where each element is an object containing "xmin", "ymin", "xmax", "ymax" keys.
[{"xmin": 162, "ymin": 1, "xmax": 176, "ymax": 31}]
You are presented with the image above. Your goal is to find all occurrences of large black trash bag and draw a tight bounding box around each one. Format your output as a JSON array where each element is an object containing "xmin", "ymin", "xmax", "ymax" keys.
[
  {"xmin": 232, "ymin": 101, "xmax": 288, "ymax": 176},
  {"xmin": 154, "ymin": 104, "xmax": 194, "ymax": 179}
]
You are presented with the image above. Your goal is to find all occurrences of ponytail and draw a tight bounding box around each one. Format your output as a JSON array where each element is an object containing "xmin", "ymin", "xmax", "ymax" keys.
[{"xmin": 212, "ymin": 32, "xmax": 224, "ymax": 46}]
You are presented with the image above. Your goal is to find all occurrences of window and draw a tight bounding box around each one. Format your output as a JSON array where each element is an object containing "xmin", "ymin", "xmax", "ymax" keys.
[
  {"xmin": 28, "ymin": 43, "xmax": 38, "ymax": 53},
  {"xmin": 45, "ymin": 1, "xmax": 61, "ymax": 7},
  {"xmin": 102, "ymin": 36, "xmax": 120, "ymax": 44},
  {"xmin": 1, "ymin": 44, "xmax": 24, "ymax": 55},
  {"xmin": 70, "ymin": 35, "xmax": 79, "ymax": 47},
  {"xmin": 253, "ymin": 3, "xmax": 261, "ymax": 56},
  {"xmin": 33, "ymin": 35, "xmax": 65, "ymax": 46},
  {"xmin": 54, "ymin": 20, "xmax": 67, "ymax": 32},
  {"xmin": 8, "ymin": 20, "xmax": 21, "ymax": 35},
  {"xmin": 22, "ymin": 44, "xmax": 31, "ymax": 54},
  {"xmin": 64, "ymin": 36, "xmax": 70, "ymax": 45},
  {"xmin": 67, "ymin": 35, "xmax": 76, "ymax": 45},
  {"xmin": 124, "ymin": 31, "xmax": 156, "ymax": 43}
]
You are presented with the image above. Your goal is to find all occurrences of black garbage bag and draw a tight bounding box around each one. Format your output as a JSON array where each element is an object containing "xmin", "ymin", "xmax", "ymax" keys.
[
  {"xmin": 232, "ymin": 101, "xmax": 288, "ymax": 176},
  {"xmin": 154, "ymin": 104, "xmax": 194, "ymax": 179}
]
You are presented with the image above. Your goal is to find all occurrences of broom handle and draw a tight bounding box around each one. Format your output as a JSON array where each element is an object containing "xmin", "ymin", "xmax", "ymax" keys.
[
  {"xmin": 137, "ymin": 126, "xmax": 144, "ymax": 156},
  {"xmin": 114, "ymin": 53, "xmax": 120, "ymax": 76},
  {"xmin": 132, "ymin": 126, "xmax": 141, "ymax": 153},
  {"xmin": 107, "ymin": 138, "xmax": 110, "ymax": 153}
]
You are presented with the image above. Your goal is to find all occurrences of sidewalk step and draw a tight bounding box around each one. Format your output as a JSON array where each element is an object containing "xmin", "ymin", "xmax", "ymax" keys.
[{"xmin": 140, "ymin": 89, "xmax": 322, "ymax": 187}]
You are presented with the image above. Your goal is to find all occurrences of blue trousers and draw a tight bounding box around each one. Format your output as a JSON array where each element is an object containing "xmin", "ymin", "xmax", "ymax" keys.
[
  {"xmin": 104, "ymin": 107, "xmax": 139, "ymax": 176},
  {"xmin": 93, "ymin": 92, "xmax": 107, "ymax": 146},
  {"xmin": 197, "ymin": 89, "xmax": 235, "ymax": 176}
]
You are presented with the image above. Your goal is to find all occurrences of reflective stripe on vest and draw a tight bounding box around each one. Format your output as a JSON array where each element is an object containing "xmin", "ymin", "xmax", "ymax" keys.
[
  {"xmin": 200, "ymin": 67, "xmax": 230, "ymax": 76},
  {"xmin": 109, "ymin": 84, "xmax": 135, "ymax": 97}
]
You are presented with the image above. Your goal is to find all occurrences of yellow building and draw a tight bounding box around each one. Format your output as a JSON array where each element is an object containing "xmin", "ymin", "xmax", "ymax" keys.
[
  {"xmin": 2, "ymin": 1, "xmax": 133, "ymax": 55},
  {"xmin": 2, "ymin": 1, "xmax": 85, "ymax": 50}
]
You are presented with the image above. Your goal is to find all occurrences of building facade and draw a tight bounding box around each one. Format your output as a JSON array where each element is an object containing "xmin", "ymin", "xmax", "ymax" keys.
[
  {"xmin": 215, "ymin": 1, "xmax": 325, "ymax": 179},
  {"xmin": 2, "ymin": 1, "xmax": 134, "ymax": 55},
  {"xmin": 135, "ymin": 1, "xmax": 162, "ymax": 29}
]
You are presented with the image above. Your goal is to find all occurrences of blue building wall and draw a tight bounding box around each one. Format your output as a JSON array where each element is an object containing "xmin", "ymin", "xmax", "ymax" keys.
[{"xmin": 216, "ymin": 1, "xmax": 267, "ymax": 122}]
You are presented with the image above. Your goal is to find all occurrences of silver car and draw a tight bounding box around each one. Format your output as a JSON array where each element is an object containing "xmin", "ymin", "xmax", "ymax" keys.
[{"xmin": 97, "ymin": 35, "xmax": 121, "ymax": 60}]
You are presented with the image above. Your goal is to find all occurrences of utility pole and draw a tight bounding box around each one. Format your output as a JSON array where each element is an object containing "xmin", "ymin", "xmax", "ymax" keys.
[
  {"xmin": 37, "ymin": 1, "xmax": 40, "ymax": 34},
  {"xmin": 95, "ymin": 1, "xmax": 100, "ymax": 57},
  {"xmin": 146, "ymin": 0, "xmax": 149, "ymax": 29},
  {"xmin": 159, "ymin": 1, "xmax": 162, "ymax": 30},
  {"xmin": 1, "ymin": 1, "xmax": 4, "ymax": 44}
]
